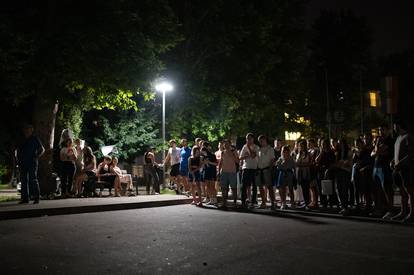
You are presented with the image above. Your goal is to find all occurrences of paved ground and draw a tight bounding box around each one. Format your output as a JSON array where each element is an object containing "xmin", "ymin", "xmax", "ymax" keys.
[
  {"xmin": 0, "ymin": 194, "xmax": 191, "ymax": 219},
  {"xmin": 0, "ymin": 205, "xmax": 413, "ymax": 275}
]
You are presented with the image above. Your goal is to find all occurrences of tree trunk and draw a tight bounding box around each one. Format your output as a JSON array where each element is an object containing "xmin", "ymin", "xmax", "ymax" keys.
[{"xmin": 34, "ymin": 96, "xmax": 59, "ymax": 196}]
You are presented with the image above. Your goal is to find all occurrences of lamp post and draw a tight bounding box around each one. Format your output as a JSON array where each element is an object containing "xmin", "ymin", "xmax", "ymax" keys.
[{"xmin": 155, "ymin": 81, "xmax": 173, "ymax": 188}]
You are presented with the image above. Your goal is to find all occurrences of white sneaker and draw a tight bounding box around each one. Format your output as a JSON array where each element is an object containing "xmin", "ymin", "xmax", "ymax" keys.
[{"xmin": 280, "ymin": 204, "xmax": 287, "ymax": 210}]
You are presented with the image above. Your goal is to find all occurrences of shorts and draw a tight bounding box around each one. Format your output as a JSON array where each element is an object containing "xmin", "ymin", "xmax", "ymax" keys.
[
  {"xmin": 220, "ymin": 172, "xmax": 237, "ymax": 190},
  {"xmin": 180, "ymin": 166, "xmax": 189, "ymax": 177},
  {"xmin": 203, "ymin": 168, "xmax": 217, "ymax": 181},
  {"xmin": 170, "ymin": 163, "xmax": 180, "ymax": 177},
  {"xmin": 189, "ymin": 171, "xmax": 201, "ymax": 182},
  {"xmin": 256, "ymin": 168, "xmax": 272, "ymax": 187},
  {"xmin": 241, "ymin": 169, "xmax": 256, "ymax": 186}
]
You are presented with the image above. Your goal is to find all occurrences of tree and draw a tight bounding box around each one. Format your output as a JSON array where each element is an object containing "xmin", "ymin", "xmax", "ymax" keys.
[
  {"xmin": 306, "ymin": 10, "xmax": 373, "ymax": 137},
  {"xmin": 0, "ymin": 0, "xmax": 181, "ymax": 194},
  {"xmin": 163, "ymin": 0, "xmax": 307, "ymax": 142},
  {"xmin": 80, "ymin": 108, "xmax": 160, "ymax": 163}
]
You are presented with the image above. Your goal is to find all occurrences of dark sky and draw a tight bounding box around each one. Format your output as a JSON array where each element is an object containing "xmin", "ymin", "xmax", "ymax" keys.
[{"xmin": 306, "ymin": 0, "xmax": 414, "ymax": 56}]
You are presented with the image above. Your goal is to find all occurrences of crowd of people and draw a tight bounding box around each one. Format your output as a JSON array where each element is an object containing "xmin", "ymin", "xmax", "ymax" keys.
[
  {"xmin": 15, "ymin": 120, "xmax": 413, "ymax": 223},
  {"xmin": 159, "ymin": 120, "xmax": 413, "ymax": 223}
]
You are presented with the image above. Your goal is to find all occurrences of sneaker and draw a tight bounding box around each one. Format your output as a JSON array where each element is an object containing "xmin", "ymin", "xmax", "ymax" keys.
[
  {"xmin": 196, "ymin": 202, "xmax": 203, "ymax": 207},
  {"xmin": 259, "ymin": 203, "xmax": 266, "ymax": 209},
  {"xmin": 218, "ymin": 204, "xmax": 228, "ymax": 210},
  {"xmin": 202, "ymin": 198, "xmax": 210, "ymax": 204},
  {"xmin": 271, "ymin": 204, "xmax": 277, "ymax": 211},
  {"xmin": 382, "ymin": 211, "xmax": 393, "ymax": 220},
  {"xmin": 402, "ymin": 214, "xmax": 414, "ymax": 223},
  {"xmin": 191, "ymin": 200, "xmax": 196, "ymax": 205},
  {"xmin": 391, "ymin": 212, "xmax": 407, "ymax": 221},
  {"xmin": 98, "ymin": 191, "xmax": 103, "ymax": 198},
  {"xmin": 339, "ymin": 208, "xmax": 350, "ymax": 216},
  {"xmin": 280, "ymin": 204, "xmax": 287, "ymax": 210}
]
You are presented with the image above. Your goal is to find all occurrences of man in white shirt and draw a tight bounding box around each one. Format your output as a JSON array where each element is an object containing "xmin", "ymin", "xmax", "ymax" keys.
[
  {"xmin": 256, "ymin": 135, "xmax": 276, "ymax": 209},
  {"xmin": 239, "ymin": 133, "xmax": 259, "ymax": 208}
]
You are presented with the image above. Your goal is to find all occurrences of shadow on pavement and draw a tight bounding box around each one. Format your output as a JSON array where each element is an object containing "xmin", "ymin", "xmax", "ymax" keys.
[{"xmin": 200, "ymin": 204, "xmax": 330, "ymax": 225}]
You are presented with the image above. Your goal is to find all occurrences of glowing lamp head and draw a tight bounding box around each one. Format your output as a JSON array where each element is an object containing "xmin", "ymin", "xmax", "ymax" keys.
[{"xmin": 155, "ymin": 82, "xmax": 173, "ymax": 93}]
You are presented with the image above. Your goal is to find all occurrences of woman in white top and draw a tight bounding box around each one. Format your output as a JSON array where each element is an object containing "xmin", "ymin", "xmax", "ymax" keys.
[
  {"xmin": 60, "ymin": 138, "xmax": 77, "ymax": 197},
  {"xmin": 164, "ymin": 140, "xmax": 181, "ymax": 194}
]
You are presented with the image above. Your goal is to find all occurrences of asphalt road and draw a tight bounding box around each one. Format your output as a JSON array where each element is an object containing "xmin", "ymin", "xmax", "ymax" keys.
[{"xmin": 0, "ymin": 205, "xmax": 413, "ymax": 275}]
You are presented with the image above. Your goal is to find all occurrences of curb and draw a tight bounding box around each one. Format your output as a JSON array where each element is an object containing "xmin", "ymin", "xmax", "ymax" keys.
[
  {"xmin": 214, "ymin": 196, "xmax": 413, "ymax": 227},
  {"xmin": 0, "ymin": 198, "xmax": 193, "ymax": 220}
]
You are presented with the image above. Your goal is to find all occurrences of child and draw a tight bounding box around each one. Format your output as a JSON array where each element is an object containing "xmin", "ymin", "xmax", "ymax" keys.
[{"xmin": 275, "ymin": 146, "xmax": 296, "ymax": 209}]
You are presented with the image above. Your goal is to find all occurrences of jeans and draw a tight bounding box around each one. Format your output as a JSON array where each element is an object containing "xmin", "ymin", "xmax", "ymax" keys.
[
  {"xmin": 336, "ymin": 168, "xmax": 351, "ymax": 209},
  {"xmin": 20, "ymin": 163, "xmax": 40, "ymax": 201},
  {"xmin": 241, "ymin": 169, "xmax": 257, "ymax": 204},
  {"xmin": 61, "ymin": 161, "xmax": 76, "ymax": 194},
  {"xmin": 144, "ymin": 165, "xmax": 159, "ymax": 194}
]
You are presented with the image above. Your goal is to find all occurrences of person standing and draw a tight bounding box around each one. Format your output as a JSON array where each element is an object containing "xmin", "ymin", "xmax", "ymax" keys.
[
  {"xmin": 373, "ymin": 125, "xmax": 395, "ymax": 219},
  {"xmin": 144, "ymin": 147, "xmax": 159, "ymax": 195},
  {"xmin": 179, "ymin": 139, "xmax": 191, "ymax": 193},
  {"xmin": 256, "ymin": 135, "xmax": 276, "ymax": 209},
  {"xmin": 308, "ymin": 138, "xmax": 320, "ymax": 208},
  {"xmin": 239, "ymin": 133, "xmax": 259, "ymax": 208},
  {"xmin": 74, "ymin": 139, "xmax": 84, "ymax": 193},
  {"xmin": 16, "ymin": 124, "xmax": 45, "ymax": 204},
  {"xmin": 218, "ymin": 139, "xmax": 239, "ymax": 209},
  {"xmin": 315, "ymin": 139, "xmax": 337, "ymax": 208},
  {"xmin": 201, "ymin": 141, "xmax": 218, "ymax": 205},
  {"xmin": 391, "ymin": 120, "xmax": 414, "ymax": 222},
  {"xmin": 188, "ymin": 146, "xmax": 203, "ymax": 206},
  {"xmin": 164, "ymin": 140, "xmax": 181, "ymax": 194},
  {"xmin": 296, "ymin": 140, "xmax": 311, "ymax": 209},
  {"xmin": 275, "ymin": 146, "xmax": 296, "ymax": 209},
  {"xmin": 215, "ymin": 142, "xmax": 224, "ymax": 194},
  {"xmin": 60, "ymin": 138, "xmax": 77, "ymax": 198}
]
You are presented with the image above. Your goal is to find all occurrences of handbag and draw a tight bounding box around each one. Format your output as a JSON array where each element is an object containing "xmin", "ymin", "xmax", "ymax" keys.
[{"xmin": 321, "ymin": 179, "xmax": 333, "ymax": 195}]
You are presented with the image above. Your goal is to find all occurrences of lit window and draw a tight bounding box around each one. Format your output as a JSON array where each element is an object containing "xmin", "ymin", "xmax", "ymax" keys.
[
  {"xmin": 369, "ymin": 91, "xmax": 377, "ymax": 107},
  {"xmin": 285, "ymin": 131, "xmax": 301, "ymax": 141}
]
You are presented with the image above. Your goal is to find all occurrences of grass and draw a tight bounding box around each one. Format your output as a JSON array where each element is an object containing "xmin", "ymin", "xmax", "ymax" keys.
[
  {"xmin": 0, "ymin": 195, "xmax": 19, "ymax": 203},
  {"xmin": 0, "ymin": 184, "xmax": 12, "ymax": 190},
  {"xmin": 160, "ymin": 188, "xmax": 177, "ymax": 195}
]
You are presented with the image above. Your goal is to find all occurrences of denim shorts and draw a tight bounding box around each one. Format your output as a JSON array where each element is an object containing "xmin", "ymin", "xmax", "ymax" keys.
[
  {"xmin": 220, "ymin": 172, "xmax": 237, "ymax": 189},
  {"xmin": 189, "ymin": 171, "xmax": 201, "ymax": 182},
  {"xmin": 180, "ymin": 167, "xmax": 189, "ymax": 177}
]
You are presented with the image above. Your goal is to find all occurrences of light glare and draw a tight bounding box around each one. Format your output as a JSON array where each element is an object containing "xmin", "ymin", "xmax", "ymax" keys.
[{"xmin": 155, "ymin": 82, "xmax": 173, "ymax": 93}]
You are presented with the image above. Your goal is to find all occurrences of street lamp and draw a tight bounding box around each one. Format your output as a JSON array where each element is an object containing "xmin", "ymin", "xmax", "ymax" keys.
[{"xmin": 155, "ymin": 81, "xmax": 173, "ymax": 188}]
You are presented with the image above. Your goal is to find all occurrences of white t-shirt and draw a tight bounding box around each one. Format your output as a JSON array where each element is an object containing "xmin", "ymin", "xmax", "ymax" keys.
[
  {"xmin": 257, "ymin": 145, "xmax": 275, "ymax": 169},
  {"xmin": 240, "ymin": 144, "xmax": 259, "ymax": 170},
  {"xmin": 169, "ymin": 147, "xmax": 181, "ymax": 166}
]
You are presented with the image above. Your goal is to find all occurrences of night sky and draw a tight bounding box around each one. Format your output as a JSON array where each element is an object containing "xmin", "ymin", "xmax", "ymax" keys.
[{"xmin": 306, "ymin": 0, "xmax": 414, "ymax": 56}]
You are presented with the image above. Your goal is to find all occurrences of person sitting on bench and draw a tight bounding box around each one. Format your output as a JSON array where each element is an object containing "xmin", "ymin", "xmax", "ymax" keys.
[{"xmin": 97, "ymin": 155, "xmax": 116, "ymax": 196}]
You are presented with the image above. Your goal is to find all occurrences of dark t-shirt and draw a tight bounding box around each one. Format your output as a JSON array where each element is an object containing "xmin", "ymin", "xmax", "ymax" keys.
[
  {"xmin": 373, "ymin": 136, "xmax": 394, "ymax": 168},
  {"xmin": 205, "ymin": 150, "xmax": 217, "ymax": 173},
  {"xmin": 17, "ymin": 135, "xmax": 43, "ymax": 167}
]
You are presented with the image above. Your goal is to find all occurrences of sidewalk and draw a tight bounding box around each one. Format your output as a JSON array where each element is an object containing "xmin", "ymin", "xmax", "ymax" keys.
[{"xmin": 0, "ymin": 195, "xmax": 192, "ymax": 220}]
